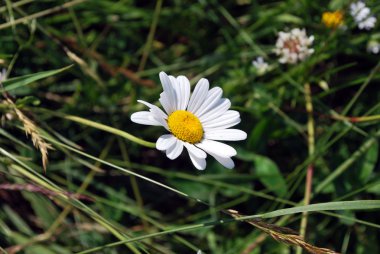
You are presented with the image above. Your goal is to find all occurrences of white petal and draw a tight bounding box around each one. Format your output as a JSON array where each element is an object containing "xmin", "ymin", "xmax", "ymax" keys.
[
  {"xmin": 169, "ymin": 75, "xmax": 182, "ymax": 111},
  {"xmin": 199, "ymin": 99, "xmax": 231, "ymax": 123},
  {"xmin": 137, "ymin": 100, "xmax": 168, "ymax": 129},
  {"xmin": 204, "ymin": 129, "xmax": 247, "ymax": 141},
  {"xmin": 177, "ymin": 76, "xmax": 191, "ymax": 110},
  {"xmin": 130, "ymin": 111, "xmax": 161, "ymax": 126},
  {"xmin": 184, "ymin": 143, "xmax": 207, "ymax": 170},
  {"xmin": 209, "ymin": 152, "xmax": 235, "ymax": 169},
  {"xmin": 156, "ymin": 134, "xmax": 176, "ymax": 151},
  {"xmin": 196, "ymin": 142, "xmax": 235, "ymax": 169},
  {"xmin": 194, "ymin": 87, "xmax": 223, "ymax": 117},
  {"xmin": 166, "ymin": 139, "xmax": 184, "ymax": 160},
  {"xmin": 169, "ymin": 76, "xmax": 180, "ymax": 110},
  {"xmin": 137, "ymin": 100, "xmax": 167, "ymax": 119},
  {"xmin": 159, "ymin": 72, "xmax": 177, "ymax": 112},
  {"xmin": 187, "ymin": 78, "xmax": 209, "ymax": 113},
  {"xmin": 159, "ymin": 92, "xmax": 174, "ymax": 115},
  {"xmin": 196, "ymin": 139, "xmax": 237, "ymax": 157},
  {"xmin": 205, "ymin": 118, "xmax": 240, "ymax": 131},
  {"xmin": 202, "ymin": 110, "xmax": 240, "ymax": 130},
  {"xmin": 187, "ymin": 150, "xmax": 207, "ymax": 170},
  {"xmin": 183, "ymin": 142, "xmax": 206, "ymax": 158}
]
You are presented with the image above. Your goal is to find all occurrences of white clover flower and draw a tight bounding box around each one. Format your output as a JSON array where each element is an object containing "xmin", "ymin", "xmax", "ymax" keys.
[
  {"xmin": 358, "ymin": 16, "xmax": 376, "ymax": 30},
  {"xmin": 252, "ymin": 57, "xmax": 269, "ymax": 75},
  {"xmin": 131, "ymin": 72, "xmax": 247, "ymax": 170},
  {"xmin": 0, "ymin": 68, "xmax": 6, "ymax": 82},
  {"xmin": 367, "ymin": 41, "xmax": 380, "ymax": 54},
  {"xmin": 274, "ymin": 28, "xmax": 314, "ymax": 64},
  {"xmin": 350, "ymin": 1, "xmax": 368, "ymax": 20},
  {"xmin": 350, "ymin": 1, "xmax": 377, "ymax": 30}
]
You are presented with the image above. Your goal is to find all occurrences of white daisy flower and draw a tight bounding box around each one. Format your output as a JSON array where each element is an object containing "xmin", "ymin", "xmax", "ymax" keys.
[
  {"xmin": 130, "ymin": 72, "xmax": 247, "ymax": 170},
  {"xmin": 274, "ymin": 28, "xmax": 314, "ymax": 64},
  {"xmin": 350, "ymin": 1, "xmax": 377, "ymax": 30},
  {"xmin": 252, "ymin": 57, "xmax": 269, "ymax": 75}
]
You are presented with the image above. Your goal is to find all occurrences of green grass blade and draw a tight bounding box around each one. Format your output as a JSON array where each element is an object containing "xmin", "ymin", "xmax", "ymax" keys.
[
  {"xmin": 2, "ymin": 65, "xmax": 72, "ymax": 92},
  {"xmin": 244, "ymin": 200, "xmax": 380, "ymax": 219}
]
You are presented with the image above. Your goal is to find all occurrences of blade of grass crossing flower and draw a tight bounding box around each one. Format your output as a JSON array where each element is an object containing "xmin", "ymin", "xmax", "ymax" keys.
[
  {"xmin": 40, "ymin": 134, "xmax": 193, "ymax": 201},
  {"xmin": 131, "ymin": 162, "xmax": 380, "ymax": 229}
]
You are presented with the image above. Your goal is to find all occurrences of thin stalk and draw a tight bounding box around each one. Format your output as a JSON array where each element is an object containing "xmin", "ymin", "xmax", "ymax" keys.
[
  {"xmin": 0, "ymin": 0, "xmax": 33, "ymax": 13},
  {"xmin": 341, "ymin": 60, "xmax": 380, "ymax": 115},
  {"xmin": 314, "ymin": 128, "xmax": 380, "ymax": 195},
  {"xmin": 0, "ymin": 0, "xmax": 88, "ymax": 30},
  {"xmin": 297, "ymin": 83, "xmax": 315, "ymax": 254},
  {"xmin": 46, "ymin": 139, "xmax": 112, "ymax": 232},
  {"xmin": 333, "ymin": 114, "xmax": 380, "ymax": 123},
  {"xmin": 138, "ymin": 0, "xmax": 163, "ymax": 72},
  {"xmin": 118, "ymin": 138, "xmax": 149, "ymax": 230}
]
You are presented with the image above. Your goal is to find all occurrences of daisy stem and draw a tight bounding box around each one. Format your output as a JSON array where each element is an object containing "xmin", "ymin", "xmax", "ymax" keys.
[
  {"xmin": 297, "ymin": 83, "xmax": 315, "ymax": 254},
  {"xmin": 34, "ymin": 108, "xmax": 156, "ymax": 148},
  {"xmin": 63, "ymin": 115, "xmax": 156, "ymax": 148}
]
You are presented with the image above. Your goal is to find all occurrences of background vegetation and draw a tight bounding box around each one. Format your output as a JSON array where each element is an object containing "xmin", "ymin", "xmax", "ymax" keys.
[{"xmin": 0, "ymin": 0, "xmax": 379, "ymax": 253}]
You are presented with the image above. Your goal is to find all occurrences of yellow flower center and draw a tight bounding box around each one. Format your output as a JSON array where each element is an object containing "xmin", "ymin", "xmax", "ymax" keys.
[
  {"xmin": 322, "ymin": 11, "xmax": 344, "ymax": 29},
  {"xmin": 167, "ymin": 110, "xmax": 203, "ymax": 144}
]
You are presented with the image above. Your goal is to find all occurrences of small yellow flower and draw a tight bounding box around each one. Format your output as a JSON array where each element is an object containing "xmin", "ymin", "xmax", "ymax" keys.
[{"xmin": 322, "ymin": 11, "xmax": 344, "ymax": 29}]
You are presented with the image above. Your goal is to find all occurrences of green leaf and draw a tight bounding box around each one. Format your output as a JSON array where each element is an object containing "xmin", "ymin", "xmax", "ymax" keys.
[
  {"xmin": 16, "ymin": 96, "xmax": 41, "ymax": 107},
  {"xmin": 368, "ymin": 181, "xmax": 380, "ymax": 195},
  {"xmin": 2, "ymin": 65, "xmax": 72, "ymax": 92},
  {"xmin": 169, "ymin": 179, "xmax": 212, "ymax": 201},
  {"xmin": 358, "ymin": 140, "xmax": 378, "ymax": 183},
  {"xmin": 337, "ymin": 210, "xmax": 356, "ymax": 226},
  {"xmin": 329, "ymin": 0, "xmax": 346, "ymax": 9},
  {"xmin": 275, "ymin": 14, "xmax": 303, "ymax": 24},
  {"xmin": 21, "ymin": 194, "xmax": 59, "ymax": 230},
  {"xmin": 237, "ymin": 149, "xmax": 288, "ymax": 196},
  {"xmin": 253, "ymin": 154, "xmax": 287, "ymax": 197},
  {"xmin": 2, "ymin": 205, "xmax": 33, "ymax": 236},
  {"xmin": 247, "ymin": 118, "xmax": 270, "ymax": 151}
]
